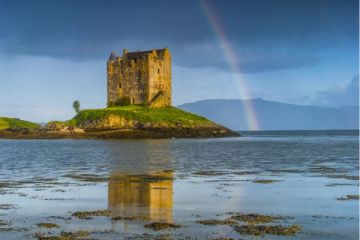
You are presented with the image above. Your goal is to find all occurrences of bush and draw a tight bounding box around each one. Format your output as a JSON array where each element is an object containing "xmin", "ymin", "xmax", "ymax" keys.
[
  {"xmin": 73, "ymin": 100, "xmax": 80, "ymax": 113},
  {"xmin": 108, "ymin": 101, "xmax": 116, "ymax": 107},
  {"xmin": 108, "ymin": 97, "xmax": 131, "ymax": 107},
  {"xmin": 116, "ymin": 97, "xmax": 131, "ymax": 106}
]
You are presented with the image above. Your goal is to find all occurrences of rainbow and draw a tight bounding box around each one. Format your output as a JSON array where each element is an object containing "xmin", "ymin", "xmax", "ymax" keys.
[{"xmin": 198, "ymin": 0, "xmax": 260, "ymax": 131}]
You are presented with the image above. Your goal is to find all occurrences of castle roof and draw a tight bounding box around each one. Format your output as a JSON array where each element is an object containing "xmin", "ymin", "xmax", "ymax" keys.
[
  {"xmin": 108, "ymin": 51, "xmax": 116, "ymax": 60},
  {"xmin": 125, "ymin": 48, "xmax": 167, "ymax": 58},
  {"xmin": 108, "ymin": 48, "xmax": 168, "ymax": 62}
]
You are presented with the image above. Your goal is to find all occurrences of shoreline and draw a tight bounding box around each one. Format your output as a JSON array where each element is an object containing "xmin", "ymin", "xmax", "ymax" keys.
[{"xmin": 0, "ymin": 127, "xmax": 240, "ymax": 140}]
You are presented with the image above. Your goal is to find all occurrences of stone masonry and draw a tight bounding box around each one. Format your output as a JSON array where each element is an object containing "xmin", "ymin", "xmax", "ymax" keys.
[{"xmin": 107, "ymin": 48, "xmax": 171, "ymax": 107}]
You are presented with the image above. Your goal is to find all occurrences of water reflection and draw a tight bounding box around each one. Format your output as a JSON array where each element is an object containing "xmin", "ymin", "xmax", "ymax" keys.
[
  {"xmin": 108, "ymin": 171, "xmax": 174, "ymax": 232},
  {"xmin": 107, "ymin": 140, "xmax": 175, "ymax": 174}
]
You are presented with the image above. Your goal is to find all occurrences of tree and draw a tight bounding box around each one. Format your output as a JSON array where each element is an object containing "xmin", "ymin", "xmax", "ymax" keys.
[{"xmin": 73, "ymin": 100, "xmax": 80, "ymax": 113}]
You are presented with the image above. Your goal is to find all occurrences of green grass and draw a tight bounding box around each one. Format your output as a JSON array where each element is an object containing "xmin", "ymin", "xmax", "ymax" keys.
[
  {"xmin": 70, "ymin": 105, "xmax": 212, "ymax": 127},
  {"xmin": 0, "ymin": 117, "xmax": 39, "ymax": 130}
]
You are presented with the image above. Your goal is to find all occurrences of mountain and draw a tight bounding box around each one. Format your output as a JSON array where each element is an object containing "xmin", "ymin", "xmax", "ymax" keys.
[{"xmin": 178, "ymin": 99, "xmax": 359, "ymax": 131}]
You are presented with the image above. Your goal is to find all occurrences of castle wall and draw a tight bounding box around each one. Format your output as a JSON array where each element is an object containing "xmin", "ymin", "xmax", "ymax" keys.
[
  {"xmin": 120, "ymin": 55, "xmax": 149, "ymax": 104},
  {"xmin": 107, "ymin": 48, "xmax": 171, "ymax": 107},
  {"xmin": 162, "ymin": 49, "xmax": 172, "ymax": 105},
  {"xmin": 148, "ymin": 49, "xmax": 171, "ymax": 106},
  {"xmin": 107, "ymin": 59, "xmax": 120, "ymax": 104}
]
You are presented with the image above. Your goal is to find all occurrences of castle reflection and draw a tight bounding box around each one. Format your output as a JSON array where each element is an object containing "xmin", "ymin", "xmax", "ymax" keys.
[{"xmin": 108, "ymin": 170, "xmax": 174, "ymax": 224}]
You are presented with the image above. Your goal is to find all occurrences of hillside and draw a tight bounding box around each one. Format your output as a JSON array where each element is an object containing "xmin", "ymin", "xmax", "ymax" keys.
[
  {"xmin": 0, "ymin": 117, "xmax": 39, "ymax": 130},
  {"xmin": 178, "ymin": 99, "xmax": 359, "ymax": 131}
]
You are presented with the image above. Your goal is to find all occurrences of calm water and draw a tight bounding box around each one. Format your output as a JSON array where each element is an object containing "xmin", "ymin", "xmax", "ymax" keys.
[{"xmin": 0, "ymin": 130, "xmax": 358, "ymax": 239}]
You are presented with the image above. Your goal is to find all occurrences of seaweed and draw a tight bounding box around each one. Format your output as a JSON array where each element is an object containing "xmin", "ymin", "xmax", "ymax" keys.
[
  {"xmin": 309, "ymin": 166, "xmax": 342, "ymax": 174},
  {"xmin": 233, "ymin": 224, "xmax": 301, "ymax": 236},
  {"xmin": 144, "ymin": 222, "xmax": 182, "ymax": 231},
  {"xmin": 193, "ymin": 171, "xmax": 225, "ymax": 176},
  {"xmin": 111, "ymin": 215, "xmax": 150, "ymax": 221},
  {"xmin": 252, "ymin": 179, "xmax": 281, "ymax": 184},
  {"xmin": 229, "ymin": 213, "xmax": 274, "ymax": 224},
  {"xmin": 0, "ymin": 220, "xmax": 10, "ymax": 226},
  {"xmin": 270, "ymin": 169, "xmax": 304, "ymax": 174},
  {"xmin": 326, "ymin": 174, "xmax": 359, "ymax": 181},
  {"xmin": 324, "ymin": 183, "xmax": 354, "ymax": 187},
  {"xmin": 71, "ymin": 210, "xmax": 111, "ymax": 219},
  {"xmin": 34, "ymin": 230, "xmax": 90, "ymax": 240},
  {"xmin": 63, "ymin": 173, "xmax": 108, "ymax": 183},
  {"xmin": 36, "ymin": 223, "xmax": 59, "ymax": 228},
  {"xmin": 195, "ymin": 219, "xmax": 237, "ymax": 225},
  {"xmin": 0, "ymin": 204, "xmax": 16, "ymax": 210},
  {"xmin": 211, "ymin": 238, "xmax": 235, "ymax": 240},
  {"xmin": 337, "ymin": 195, "xmax": 359, "ymax": 201}
]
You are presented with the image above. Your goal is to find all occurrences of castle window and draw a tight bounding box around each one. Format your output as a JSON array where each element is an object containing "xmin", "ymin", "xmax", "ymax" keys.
[
  {"xmin": 157, "ymin": 68, "xmax": 160, "ymax": 73},
  {"xmin": 118, "ymin": 83, "xmax": 121, "ymax": 89},
  {"xmin": 120, "ymin": 70, "xmax": 122, "ymax": 74}
]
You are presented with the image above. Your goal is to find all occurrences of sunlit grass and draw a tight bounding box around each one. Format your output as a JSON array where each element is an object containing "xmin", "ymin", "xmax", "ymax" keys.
[
  {"xmin": 69, "ymin": 105, "xmax": 211, "ymax": 127},
  {"xmin": 0, "ymin": 117, "xmax": 39, "ymax": 130}
]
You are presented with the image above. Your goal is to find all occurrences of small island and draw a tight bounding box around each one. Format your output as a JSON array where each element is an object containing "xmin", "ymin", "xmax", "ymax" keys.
[
  {"xmin": 0, "ymin": 48, "xmax": 239, "ymax": 139},
  {"xmin": 0, "ymin": 106, "xmax": 237, "ymax": 139}
]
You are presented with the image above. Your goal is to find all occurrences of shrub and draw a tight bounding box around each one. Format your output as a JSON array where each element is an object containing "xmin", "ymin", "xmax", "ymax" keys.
[
  {"xmin": 108, "ymin": 97, "xmax": 131, "ymax": 107},
  {"xmin": 73, "ymin": 100, "xmax": 80, "ymax": 113},
  {"xmin": 107, "ymin": 101, "xmax": 116, "ymax": 107},
  {"xmin": 116, "ymin": 97, "xmax": 131, "ymax": 106}
]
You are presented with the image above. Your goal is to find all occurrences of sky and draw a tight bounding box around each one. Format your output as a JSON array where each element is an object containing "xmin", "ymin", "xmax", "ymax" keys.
[{"xmin": 0, "ymin": 0, "xmax": 358, "ymax": 122}]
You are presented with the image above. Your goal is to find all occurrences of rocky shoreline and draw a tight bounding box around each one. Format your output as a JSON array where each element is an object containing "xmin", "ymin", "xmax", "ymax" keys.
[{"xmin": 0, "ymin": 126, "xmax": 240, "ymax": 139}]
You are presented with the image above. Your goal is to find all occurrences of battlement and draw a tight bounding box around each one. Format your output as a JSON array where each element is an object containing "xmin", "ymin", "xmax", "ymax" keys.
[{"xmin": 107, "ymin": 48, "xmax": 171, "ymax": 107}]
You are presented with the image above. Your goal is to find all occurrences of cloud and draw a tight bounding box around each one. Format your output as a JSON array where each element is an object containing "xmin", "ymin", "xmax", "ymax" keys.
[
  {"xmin": 236, "ymin": 54, "xmax": 319, "ymax": 73},
  {"xmin": 314, "ymin": 75, "xmax": 359, "ymax": 107},
  {"xmin": 0, "ymin": 0, "xmax": 357, "ymax": 73},
  {"xmin": 174, "ymin": 42, "xmax": 320, "ymax": 73},
  {"xmin": 0, "ymin": 0, "xmax": 358, "ymax": 123}
]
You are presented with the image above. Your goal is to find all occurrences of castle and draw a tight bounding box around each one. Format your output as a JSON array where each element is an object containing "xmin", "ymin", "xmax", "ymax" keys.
[{"xmin": 107, "ymin": 48, "xmax": 171, "ymax": 108}]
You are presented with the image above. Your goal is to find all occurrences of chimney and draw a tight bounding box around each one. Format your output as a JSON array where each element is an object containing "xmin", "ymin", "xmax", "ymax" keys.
[{"xmin": 108, "ymin": 51, "xmax": 116, "ymax": 61}]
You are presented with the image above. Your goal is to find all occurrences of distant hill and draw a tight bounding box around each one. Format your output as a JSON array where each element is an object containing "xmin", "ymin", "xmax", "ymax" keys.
[
  {"xmin": 0, "ymin": 117, "xmax": 39, "ymax": 130},
  {"xmin": 178, "ymin": 99, "xmax": 359, "ymax": 131}
]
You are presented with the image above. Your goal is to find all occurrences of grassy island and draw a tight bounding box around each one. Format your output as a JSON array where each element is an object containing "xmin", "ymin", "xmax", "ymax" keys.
[
  {"xmin": 0, "ymin": 117, "xmax": 39, "ymax": 130},
  {"xmin": 0, "ymin": 106, "xmax": 239, "ymax": 139},
  {"xmin": 69, "ymin": 105, "xmax": 214, "ymax": 129}
]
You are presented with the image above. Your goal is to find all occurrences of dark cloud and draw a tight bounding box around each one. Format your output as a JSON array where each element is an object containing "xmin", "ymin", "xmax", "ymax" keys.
[
  {"xmin": 0, "ymin": 0, "xmax": 358, "ymax": 72},
  {"xmin": 174, "ymin": 42, "xmax": 320, "ymax": 72},
  {"xmin": 317, "ymin": 75, "xmax": 359, "ymax": 107}
]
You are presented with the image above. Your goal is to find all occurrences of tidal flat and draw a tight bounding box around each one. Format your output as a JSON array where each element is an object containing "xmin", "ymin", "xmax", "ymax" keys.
[{"xmin": 0, "ymin": 130, "xmax": 358, "ymax": 239}]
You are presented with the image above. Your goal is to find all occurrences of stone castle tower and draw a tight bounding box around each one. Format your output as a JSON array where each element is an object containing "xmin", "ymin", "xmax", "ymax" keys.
[{"xmin": 107, "ymin": 48, "xmax": 171, "ymax": 107}]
